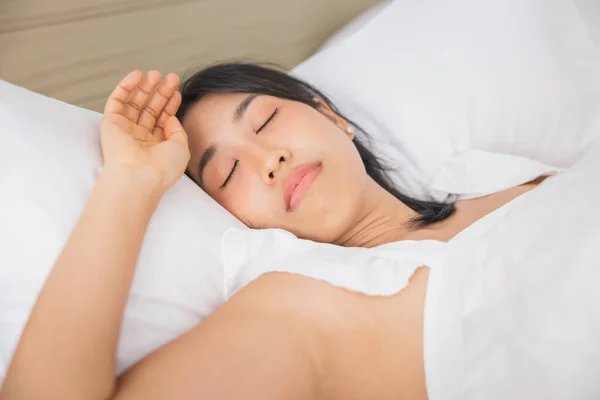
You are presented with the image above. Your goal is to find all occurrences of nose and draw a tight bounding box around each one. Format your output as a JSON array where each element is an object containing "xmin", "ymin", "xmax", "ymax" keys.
[{"xmin": 258, "ymin": 147, "xmax": 291, "ymax": 184}]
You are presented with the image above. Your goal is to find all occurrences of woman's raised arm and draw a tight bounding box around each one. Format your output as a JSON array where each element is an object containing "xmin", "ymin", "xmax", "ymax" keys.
[{"xmin": 1, "ymin": 70, "xmax": 189, "ymax": 400}]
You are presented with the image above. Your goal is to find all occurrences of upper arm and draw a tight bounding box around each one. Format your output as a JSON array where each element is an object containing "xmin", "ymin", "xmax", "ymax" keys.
[{"xmin": 112, "ymin": 278, "xmax": 322, "ymax": 400}]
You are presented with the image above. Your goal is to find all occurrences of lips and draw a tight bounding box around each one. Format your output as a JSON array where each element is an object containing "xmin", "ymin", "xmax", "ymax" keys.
[{"xmin": 283, "ymin": 162, "xmax": 322, "ymax": 212}]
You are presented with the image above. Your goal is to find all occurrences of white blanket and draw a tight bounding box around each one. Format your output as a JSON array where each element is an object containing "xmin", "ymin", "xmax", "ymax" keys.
[{"xmin": 428, "ymin": 140, "xmax": 600, "ymax": 400}]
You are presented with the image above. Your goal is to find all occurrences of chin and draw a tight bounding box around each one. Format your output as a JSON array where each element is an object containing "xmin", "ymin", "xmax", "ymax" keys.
[{"xmin": 288, "ymin": 190, "xmax": 355, "ymax": 239}]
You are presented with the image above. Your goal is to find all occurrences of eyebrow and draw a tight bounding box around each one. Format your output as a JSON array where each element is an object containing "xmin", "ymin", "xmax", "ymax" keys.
[
  {"xmin": 197, "ymin": 144, "xmax": 217, "ymax": 188},
  {"xmin": 233, "ymin": 93, "xmax": 260, "ymax": 123}
]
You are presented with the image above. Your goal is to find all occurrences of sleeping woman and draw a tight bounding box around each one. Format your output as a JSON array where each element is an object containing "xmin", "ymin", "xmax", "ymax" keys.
[{"xmin": 2, "ymin": 64, "xmax": 548, "ymax": 400}]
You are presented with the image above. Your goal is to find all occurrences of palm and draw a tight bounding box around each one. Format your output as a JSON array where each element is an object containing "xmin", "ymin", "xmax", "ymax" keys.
[
  {"xmin": 109, "ymin": 115, "xmax": 160, "ymax": 144},
  {"xmin": 101, "ymin": 70, "xmax": 190, "ymax": 191}
]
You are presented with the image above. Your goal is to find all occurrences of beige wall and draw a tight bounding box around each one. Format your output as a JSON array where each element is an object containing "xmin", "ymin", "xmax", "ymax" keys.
[{"xmin": 0, "ymin": 0, "xmax": 380, "ymax": 111}]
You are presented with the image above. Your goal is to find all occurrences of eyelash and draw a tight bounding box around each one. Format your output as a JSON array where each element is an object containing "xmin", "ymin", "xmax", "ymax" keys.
[
  {"xmin": 220, "ymin": 159, "xmax": 238, "ymax": 190},
  {"xmin": 256, "ymin": 107, "xmax": 279, "ymax": 134},
  {"xmin": 220, "ymin": 108, "xmax": 280, "ymax": 189}
]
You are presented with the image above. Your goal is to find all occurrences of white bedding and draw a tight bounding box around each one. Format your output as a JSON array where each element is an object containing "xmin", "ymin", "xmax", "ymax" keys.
[
  {"xmin": 223, "ymin": 141, "xmax": 600, "ymax": 399},
  {"xmin": 430, "ymin": 139, "xmax": 600, "ymax": 399},
  {"xmin": 3, "ymin": 0, "xmax": 600, "ymax": 386}
]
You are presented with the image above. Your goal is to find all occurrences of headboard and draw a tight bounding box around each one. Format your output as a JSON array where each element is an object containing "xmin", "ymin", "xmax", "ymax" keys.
[{"xmin": 0, "ymin": 0, "xmax": 380, "ymax": 111}]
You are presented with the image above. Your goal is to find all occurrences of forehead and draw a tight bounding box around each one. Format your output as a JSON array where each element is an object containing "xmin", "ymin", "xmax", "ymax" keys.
[
  {"xmin": 183, "ymin": 92, "xmax": 246, "ymax": 137},
  {"xmin": 184, "ymin": 92, "xmax": 285, "ymax": 146}
]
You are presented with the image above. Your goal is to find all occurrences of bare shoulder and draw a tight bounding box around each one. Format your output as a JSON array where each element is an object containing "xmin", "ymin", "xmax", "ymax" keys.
[
  {"xmin": 230, "ymin": 268, "xmax": 429, "ymax": 326},
  {"xmin": 227, "ymin": 272, "xmax": 362, "ymax": 320},
  {"xmin": 113, "ymin": 273, "xmax": 373, "ymax": 400},
  {"xmin": 113, "ymin": 274, "xmax": 333, "ymax": 400},
  {"xmin": 229, "ymin": 270, "xmax": 430, "ymax": 400},
  {"xmin": 114, "ymin": 270, "xmax": 430, "ymax": 400}
]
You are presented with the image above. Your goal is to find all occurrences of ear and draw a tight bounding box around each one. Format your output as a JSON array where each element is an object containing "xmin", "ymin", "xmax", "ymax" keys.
[{"xmin": 313, "ymin": 97, "xmax": 354, "ymax": 140}]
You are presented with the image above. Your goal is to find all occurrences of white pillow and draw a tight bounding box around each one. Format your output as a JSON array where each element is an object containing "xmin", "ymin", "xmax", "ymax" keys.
[
  {"xmin": 293, "ymin": 0, "xmax": 600, "ymax": 199},
  {"xmin": 0, "ymin": 81, "xmax": 244, "ymax": 382},
  {"xmin": 319, "ymin": 1, "xmax": 391, "ymax": 51}
]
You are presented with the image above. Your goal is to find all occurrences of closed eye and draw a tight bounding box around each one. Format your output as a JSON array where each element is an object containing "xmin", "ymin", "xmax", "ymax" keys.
[
  {"xmin": 220, "ymin": 159, "xmax": 238, "ymax": 189},
  {"xmin": 256, "ymin": 108, "xmax": 279, "ymax": 134}
]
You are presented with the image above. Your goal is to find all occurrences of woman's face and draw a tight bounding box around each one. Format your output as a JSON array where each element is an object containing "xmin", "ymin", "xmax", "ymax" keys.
[{"xmin": 182, "ymin": 93, "xmax": 370, "ymax": 243}]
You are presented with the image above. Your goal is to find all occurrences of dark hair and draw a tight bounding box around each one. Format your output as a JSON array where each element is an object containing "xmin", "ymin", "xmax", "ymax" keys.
[{"xmin": 177, "ymin": 62, "xmax": 455, "ymax": 228}]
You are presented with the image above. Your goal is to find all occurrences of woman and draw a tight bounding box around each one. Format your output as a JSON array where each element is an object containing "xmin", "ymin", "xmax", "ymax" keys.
[{"xmin": 2, "ymin": 64, "xmax": 545, "ymax": 400}]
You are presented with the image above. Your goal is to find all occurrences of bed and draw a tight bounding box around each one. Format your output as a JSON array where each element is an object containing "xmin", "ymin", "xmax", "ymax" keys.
[{"xmin": 2, "ymin": 0, "xmax": 600, "ymax": 398}]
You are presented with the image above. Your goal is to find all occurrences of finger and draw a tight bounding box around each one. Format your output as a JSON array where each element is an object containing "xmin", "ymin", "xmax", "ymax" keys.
[
  {"xmin": 152, "ymin": 126, "xmax": 165, "ymax": 141},
  {"xmin": 164, "ymin": 115, "xmax": 188, "ymax": 146},
  {"xmin": 152, "ymin": 91, "xmax": 182, "ymax": 140},
  {"xmin": 104, "ymin": 70, "xmax": 143, "ymax": 115},
  {"xmin": 123, "ymin": 70, "xmax": 161, "ymax": 122},
  {"xmin": 138, "ymin": 73, "xmax": 180, "ymax": 131},
  {"xmin": 155, "ymin": 90, "xmax": 182, "ymax": 131}
]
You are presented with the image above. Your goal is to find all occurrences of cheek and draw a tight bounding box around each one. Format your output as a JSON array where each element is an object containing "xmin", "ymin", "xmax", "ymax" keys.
[
  {"xmin": 218, "ymin": 172, "xmax": 281, "ymax": 225},
  {"xmin": 272, "ymin": 109, "xmax": 331, "ymax": 150},
  {"xmin": 299, "ymin": 119, "xmax": 356, "ymax": 161},
  {"xmin": 313, "ymin": 161, "xmax": 366, "ymax": 215},
  {"xmin": 322, "ymin": 136, "xmax": 366, "ymax": 181}
]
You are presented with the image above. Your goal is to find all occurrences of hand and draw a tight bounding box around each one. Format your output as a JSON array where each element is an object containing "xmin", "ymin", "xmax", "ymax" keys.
[{"xmin": 100, "ymin": 70, "xmax": 191, "ymax": 195}]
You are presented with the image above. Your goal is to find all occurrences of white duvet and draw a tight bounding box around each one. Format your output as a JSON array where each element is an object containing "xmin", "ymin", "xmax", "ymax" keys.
[
  {"xmin": 430, "ymin": 141, "xmax": 600, "ymax": 400},
  {"xmin": 223, "ymin": 140, "xmax": 600, "ymax": 399}
]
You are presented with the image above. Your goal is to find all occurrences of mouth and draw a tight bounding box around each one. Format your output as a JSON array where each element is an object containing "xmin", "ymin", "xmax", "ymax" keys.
[{"xmin": 283, "ymin": 162, "xmax": 323, "ymax": 212}]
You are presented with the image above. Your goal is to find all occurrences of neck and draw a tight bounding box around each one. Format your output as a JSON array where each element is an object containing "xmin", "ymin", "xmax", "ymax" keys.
[{"xmin": 334, "ymin": 179, "xmax": 418, "ymax": 248}]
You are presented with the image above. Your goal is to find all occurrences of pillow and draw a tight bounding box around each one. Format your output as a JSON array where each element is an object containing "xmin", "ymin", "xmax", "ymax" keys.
[
  {"xmin": 318, "ymin": 1, "xmax": 391, "ymax": 52},
  {"xmin": 0, "ymin": 81, "xmax": 244, "ymax": 382},
  {"xmin": 292, "ymin": 0, "xmax": 600, "ymax": 200}
]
